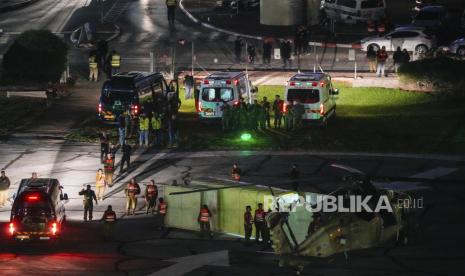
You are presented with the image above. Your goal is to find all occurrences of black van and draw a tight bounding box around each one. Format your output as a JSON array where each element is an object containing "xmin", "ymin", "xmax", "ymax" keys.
[
  {"xmin": 98, "ymin": 71, "xmax": 169, "ymax": 123},
  {"xmin": 9, "ymin": 178, "xmax": 67, "ymax": 242}
]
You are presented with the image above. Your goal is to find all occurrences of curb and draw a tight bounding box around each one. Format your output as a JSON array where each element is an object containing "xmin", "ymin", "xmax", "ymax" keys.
[
  {"xmin": 0, "ymin": 0, "xmax": 38, "ymax": 13},
  {"xmin": 178, "ymin": 0, "xmax": 362, "ymax": 49}
]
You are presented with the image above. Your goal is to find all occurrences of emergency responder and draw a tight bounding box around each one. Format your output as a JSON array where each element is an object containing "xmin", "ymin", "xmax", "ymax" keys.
[
  {"xmin": 101, "ymin": 205, "xmax": 117, "ymax": 239},
  {"xmin": 139, "ymin": 113, "xmax": 150, "ymax": 147},
  {"xmin": 272, "ymin": 95, "xmax": 284, "ymax": 129},
  {"xmin": 95, "ymin": 169, "xmax": 106, "ymax": 201},
  {"xmin": 104, "ymin": 153, "xmax": 115, "ymax": 187},
  {"xmin": 110, "ymin": 50, "xmax": 121, "ymax": 77},
  {"xmin": 261, "ymin": 96, "xmax": 271, "ymax": 128},
  {"xmin": 284, "ymin": 101, "xmax": 294, "ymax": 131},
  {"xmin": 79, "ymin": 185, "xmax": 98, "ymax": 221},
  {"xmin": 366, "ymin": 45, "xmax": 377, "ymax": 73},
  {"xmin": 198, "ymin": 204, "xmax": 213, "ymax": 238},
  {"xmin": 145, "ymin": 180, "xmax": 158, "ymax": 214},
  {"xmin": 254, "ymin": 203, "xmax": 267, "ymax": 243},
  {"xmin": 293, "ymin": 100, "xmax": 305, "ymax": 130},
  {"xmin": 125, "ymin": 178, "xmax": 141, "ymax": 215},
  {"xmin": 100, "ymin": 131, "xmax": 109, "ymax": 163},
  {"xmin": 158, "ymin": 197, "xmax": 168, "ymax": 230},
  {"xmin": 244, "ymin": 206, "xmax": 253, "ymax": 245},
  {"xmin": 166, "ymin": 0, "xmax": 177, "ymax": 25},
  {"xmin": 231, "ymin": 163, "xmax": 242, "ymax": 181},
  {"xmin": 0, "ymin": 170, "xmax": 11, "ymax": 207},
  {"xmin": 376, "ymin": 46, "xmax": 388, "ymax": 77},
  {"xmin": 222, "ymin": 104, "xmax": 232, "ymax": 131},
  {"xmin": 151, "ymin": 112, "xmax": 163, "ymax": 147},
  {"xmin": 89, "ymin": 52, "xmax": 98, "ymax": 82},
  {"xmin": 120, "ymin": 141, "xmax": 131, "ymax": 174},
  {"xmin": 289, "ymin": 164, "xmax": 300, "ymax": 191}
]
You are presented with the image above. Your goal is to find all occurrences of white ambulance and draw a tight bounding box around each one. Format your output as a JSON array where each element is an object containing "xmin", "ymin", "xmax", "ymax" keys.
[
  {"xmin": 321, "ymin": 0, "xmax": 386, "ymax": 23},
  {"xmin": 284, "ymin": 72, "xmax": 339, "ymax": 126},
  {"xmin": 197, "ymin": 71, "xmax": 257, "ymax": 121}
]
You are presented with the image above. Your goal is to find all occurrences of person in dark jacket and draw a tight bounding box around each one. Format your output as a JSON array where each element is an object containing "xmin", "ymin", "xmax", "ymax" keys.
[
  {"xmin": 393, "ymin": 47, "xmax": 403, "ymax": 73},
  {"xmin": 366, "ymin": 45, "xmax": 377, "ymax": 73},
  {"xmin": 262, "ymin": 40, "xmax": 272, "ymax": 65},
  {"xmin": 79, "ymin": 185, "xmax": 98, "ymax": 221},
  {"xmin": 0, "ymin": 170, "xmax": 11, "ymax": 207},
  {"xmin": 120, "ymin": 141, "xmax": 132, "ymax": 173},
  {"xmin": 100, "ymin": 132, "xmax": 109, "ymax": 163}
]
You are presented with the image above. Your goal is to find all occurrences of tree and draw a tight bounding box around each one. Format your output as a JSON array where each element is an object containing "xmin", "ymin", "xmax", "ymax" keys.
[{"xmin": 2, "ymin": 30, "xmax": 68, "ymax": 84}]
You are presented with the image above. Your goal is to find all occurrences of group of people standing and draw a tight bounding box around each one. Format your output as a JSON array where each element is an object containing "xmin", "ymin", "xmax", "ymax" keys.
[
  {"xmin": 234, "ymin": 38, "xmax": 294, "ymax": 69},
  {"xmin": 367, "ymin": 45, "xmax": 411, "ymax": 77},
  {"xmin": 88, "ymin": 40, "xmax": 121, "ymax": 82}
]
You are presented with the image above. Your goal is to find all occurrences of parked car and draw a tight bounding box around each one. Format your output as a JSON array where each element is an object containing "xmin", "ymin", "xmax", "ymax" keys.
[
  {"xmin": 448, "ymin": 37, "xmax": 465, "ymax": 56},
  {"xmin": 412, "ymin": 5, "xmax": 448, "ymax": 29},
  {"xmin": 361, "ymin": 27, "xmax": 436, "ymax": 54}
]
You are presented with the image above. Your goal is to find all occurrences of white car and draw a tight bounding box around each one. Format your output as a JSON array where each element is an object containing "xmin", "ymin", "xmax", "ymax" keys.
[
  {"xmin": 361, "ymin": 27, "xmax": 436, "ymax": 54},
  {"xmin": 449, "ymin": 38, "xmax": 465, "ymax": 56}
]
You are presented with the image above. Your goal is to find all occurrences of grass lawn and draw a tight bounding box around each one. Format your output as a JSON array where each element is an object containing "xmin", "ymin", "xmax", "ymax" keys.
[
  {"xmin": 66, "ymin": 84, "xmax": 465, "ymax": 154},
  {"xmin": 0, "ymin": 97, "xmax": 47, "ymax": 136}
]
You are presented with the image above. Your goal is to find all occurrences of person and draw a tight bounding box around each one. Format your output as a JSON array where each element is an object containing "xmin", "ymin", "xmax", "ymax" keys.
[
  {"xmin": 292, "ymin": 100, "xmax": 304, "ymax": 130},
  {"xmin": 95, "ymin": 169, "xmax": 106, "ymax": 201},
  {"xmin": 376, "ymin": 46, "xmax": 388, "ymax": 77},
  {"xmin": 110, "ymin": 50, "xmax": 121, "ymax": 77},
  {"xmin": 0, "ymin": 170, "xmax": 11, "ymax": 207},
  {"xmin": 222, "ymin": 104, "xmax": 232, "ymax": 131},
  {"xmin": 284, "ymin": 101, "xmax": 294, "ymax": 131},
  {"xmin": 247, "ymin": 44, "xmax": 256, "ymax": 64},
  {"xmin": 100, "ymin": 132, "xmax": 109, "ymax": 164},
  {"xmin": 261, "ymin": 96, "xmax": 271, "ymax": 128},
  {"xmin": 272, "ymin": 95, "xmax": 284, "ymax": 129},
  {"xmin": 250, "ymin": 100, "xmax": 261, "ymax": 130},
  {"xmin": 139, "ymin": 113, "xmax": 150, "ymax": 147},
  {"xmin": 282, "ymin": 40, "xmax": 292, "ymax": 68},
  {"xmin": 79, "ymin": 185, "xmax": 98, "ymax": 221},
  {"xmin": 101, "ymin": 205, "xmax": 116, "ymax": 239},
  {"xmin": 401, "ymin": 49, "xmax": 411, "ymax": 66},
  {"xmin": 129, "ymin": 109, "xmax": 138, "ymax": 138},
  {"xmin": 167, "ymin": 114, "xmax": 178, "ymax": 148},
  {"xmin": 151, "ymin": 112, "xmax": 163, "ymax": 147},
  {"xmin": 198, "ymin": 205, "xmax": 213, "ymax": 238},
  {"xmin": 262, "ymin": 40, "xmax": 272, "ymax": 65},
  {"xmin": 31, "ymin": 172, "xmax": 38, "ymax": 180},
  {"xmin": 157, "ymin": 197, "xmax": 168, "ymax": 230},
  {"xmin": 289, "ymin": 164, "xmax": 300, "ymax": 191},
  {"xmin": 244, "ymin": 206, "xmax": 253, "ymax": 245},
  {"xmin": 89, "ymin": 52, "xmax": 99, "ymax": 82},
  {"xmin": 104, "ymin": 153, "xmax": 114, "ymax": 187},
  {"xmin": 97, "ymin": 40, "xmax": 109, "ymax": 71},
  {"xmin": 184, "ymin": 74, "xmax": 194, "ymax": 100},
  {"xmin": 125, "ymin": 178, "xmax": 141, "ymax": 215},
  {"xmin": 120, "ymin": 141, "xmax": 131, "ymax": 173},
  {"xmin": 166, "ymin": 0, "xmax": 177, "ymax": 25},
  {"xmin": 231, "ymin": 163, "xmax": 241, "ymax": 181},
  {"xmin": 145, "ymin": 180, "xmax": 158, "ymax": 214},
  {"xmin": 393, "ymin": 47, "xmax": 403, "ymax": 73},
  {"xmin": 366, "ymin": 45, "xmax": 377, "ymax": 73},
  {"xmin": 118, "ymin": 113, "xmax": 126, "ymax": 146},
  {"xmin": 254, "ymin": 203, "xmax": 267, "ymax": 243},
  {"xmin": 234, "ymin": 37, "xmax": 243, "ymax": 63}
]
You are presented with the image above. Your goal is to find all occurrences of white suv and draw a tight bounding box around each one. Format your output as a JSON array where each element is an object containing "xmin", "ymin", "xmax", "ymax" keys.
[{"xmin": 361, "ymin": 27, "xmax": 436, "ymax": 54}]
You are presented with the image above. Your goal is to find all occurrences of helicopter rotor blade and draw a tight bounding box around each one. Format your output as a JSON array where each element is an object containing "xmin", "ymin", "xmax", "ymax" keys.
[{"xmin": 330, "ymin": 164, "xmax": 366, "ymax": 175}]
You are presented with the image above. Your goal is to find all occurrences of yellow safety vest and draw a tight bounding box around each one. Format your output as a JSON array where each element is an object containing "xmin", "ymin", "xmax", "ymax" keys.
[
  {"xmin": 139, "ymin": 117, "xmax": 149, "ymax": 131},
  {"xmin": 151, "ymin": 117, "xmax": 162, "ymax": 130},
  {"xmin": 166, "ymin": 0, "xmax": 176, "ymax": 6},
  {"xmin": 89, "ymin": 56, "xmax": 98, "ymax": 69},
  {"xmin": 111, "ymin": 54, "xmax": 121, "ymax": 67}
]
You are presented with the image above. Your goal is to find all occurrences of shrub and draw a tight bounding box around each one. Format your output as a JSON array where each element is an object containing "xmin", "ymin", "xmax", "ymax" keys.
[{"xmin": 2, "ymin": 30, "xmax": 68, "ymax": 84}]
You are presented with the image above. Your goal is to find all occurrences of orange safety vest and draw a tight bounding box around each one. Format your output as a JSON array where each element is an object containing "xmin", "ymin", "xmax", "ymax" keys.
[
  {"xmin": 104, "ymin": 211, "xmax": 116, "ymax": 222},
  {"xmin": 159, "ymin": 202, "xmax": 167, "ymax": 214},
  {"xmin": 146, "ymin": 184, "xmax": 158, "ymax": 197},
  {"xmin": 199, "ymin": 208, "xmax": 210, "ymax": 222},
  {"xmin": 127, "ymin": 183, "xmax": 139, "ymax": 196},
  {"xmin": 255, "ymin": 209, "xmax": 265, "ymax": 223},
  {"xmin": 104, "ymin": 158, "xmax": 114, "ymax": 171}
]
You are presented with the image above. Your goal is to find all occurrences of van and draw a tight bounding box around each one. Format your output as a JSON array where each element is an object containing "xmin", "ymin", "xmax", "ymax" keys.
[
  {"xmin": 197, "ymin": 72, "xmax": 257, "ymax": 122},
  {"xmin": 98, "ymin": 71, "xmax": 169, "ymax": 123},
  {"xmin": 284, "ymin": 72, "xmax": 338, "ymax": 126},
  {"xmin": 321, "ymin": 0, "xmax": 386, "ymax": 23},
  {"xmin": 9, "ymin": 178, "xmax": 68, "ymax": 242}
]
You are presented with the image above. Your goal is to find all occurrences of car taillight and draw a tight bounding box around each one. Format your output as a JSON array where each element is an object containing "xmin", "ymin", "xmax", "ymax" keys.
[
  {"xmin": 289, "ymin": 81, "xmax": 295, "ymax": 86},
  {"xmin": 320, "ymin": 103, "xmax": 324, "ymax": 115},
  {"xmin": 204, "ymin": 80, "xmax": 209, "ymax": 85},
  {"xmin": 226, "ymin": 80, "xmax": 231, "ymax": 85},
  {"xmin": 283, "ymin": 103, "xmax": 287, "ymax": 113},
  {"xmin": 131, "ymin": 104, "xmax": 139, "ymax": 115},
  {"xmin": 8, "ymin": 222, "xmax": 15, "ymax": 235},
  {"xmin": 50, "ymin": 222, "xmax": 58, "ymax": 235},
  {"xmin": 98, "ymin": 103, "xmax": 102, "ymax": 113}
]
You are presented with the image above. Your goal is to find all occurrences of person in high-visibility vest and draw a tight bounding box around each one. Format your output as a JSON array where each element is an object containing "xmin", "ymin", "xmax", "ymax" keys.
[
  {"xmin": 151, "ymin": 112, "xmax": 163, "ymax": 147},
  {"xmin": 101, "ymin": 205, "xmax": 116, "ymax": 239},
  {"xmin": 104, "ymin": 153, "xmax": 114, "ymax": 187},
  {"xmin": 244, "ymin": 206, "xmax": 254, "ymax": 245},
  {"xmin": 254, "ymin": 203, "xmax": 268, "ymax": 243},
  {"xmin": 157, "ymin": 197, "xmax": 168, "ymax": 230},
  {"xmin": 95, "ymin": 169, "xmax": 106, "ymax": 201},
  {"xmin": 231, "ymin": 163, "xmax": 241, "ymax": 181},
  {"xmin": 145, "ymin": 180, "xmax": 158, "ymax": 214},
  {"xmin": 110, "ymin": 50, "xmax": 121, "ymax": 77},
  {"xmin": 139, "ymin": 113, "xmax": 150, "ymax": 147},
  {"xmin": 89, "ymin": 53, "xmax": 98, "ymax": 82},
  {"xmin": 197, "ymin": 205, "xmax": 213, "ymax": 238},
  {"xmin": 125, "ymin": 178, "xmax": 141, "ymax": 215},
  {"xmin": 166, "ymin": 0, "xmax": 177, "ymax": 25}
]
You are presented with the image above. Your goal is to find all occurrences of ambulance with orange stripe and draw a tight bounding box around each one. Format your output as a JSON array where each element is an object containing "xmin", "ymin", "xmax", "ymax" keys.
[{"xmin": 284, "ymin": 72, "xmax": 339, "ymax": 126}]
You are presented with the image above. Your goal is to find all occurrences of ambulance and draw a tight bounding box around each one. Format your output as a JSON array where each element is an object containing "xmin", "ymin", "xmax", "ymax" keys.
[
  {"xmin": 284, "ymin": 72, "xmax": 339, "ymax": 126},
  {"xmin": 197, "ymin": 71, "xmax": 257, "ymax": 122}
]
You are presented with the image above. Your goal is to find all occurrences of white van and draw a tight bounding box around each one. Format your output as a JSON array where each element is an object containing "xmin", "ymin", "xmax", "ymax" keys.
[
  {"xmin": 321, "ymin": 0, "xmax": 386, "ymax": 23},
  {"xmin": 197, "ymin": 71, "xmax": 257, "ymax": 121},
  {"xmin": 284, "ymin": 72, "xmax": 338, "ymax": 126}
]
